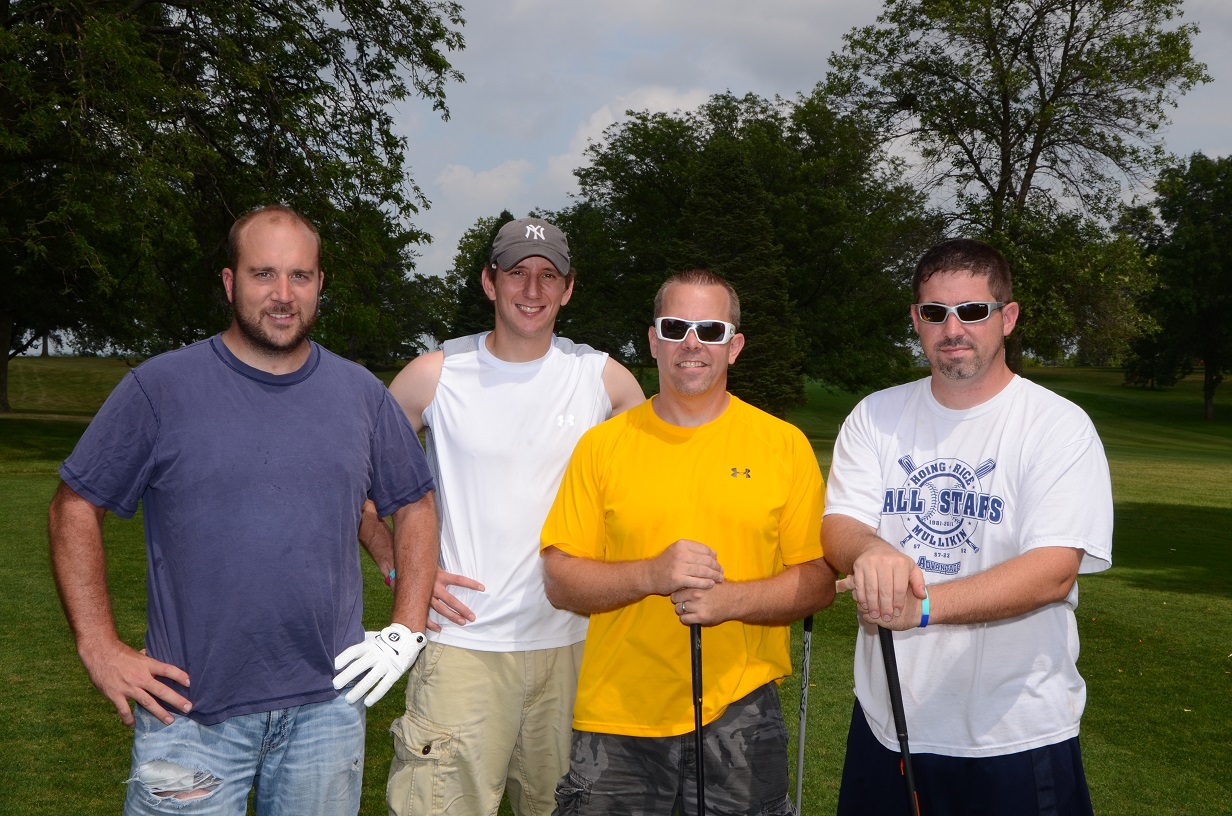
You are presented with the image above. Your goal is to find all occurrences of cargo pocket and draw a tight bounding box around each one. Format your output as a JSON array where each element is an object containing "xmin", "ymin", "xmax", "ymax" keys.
[
  {"xmin": 553, "ymin": 768, "xmax": 592, "ymax": 815},
  {"xmin": 388, "ymin": 715, "xmax": 453, "ymax": 813}
]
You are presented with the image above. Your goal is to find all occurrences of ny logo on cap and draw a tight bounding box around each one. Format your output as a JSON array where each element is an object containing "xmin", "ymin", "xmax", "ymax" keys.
[{"xmin": 526, "ymin": 225, "xmax": 546, "ymax": 240}]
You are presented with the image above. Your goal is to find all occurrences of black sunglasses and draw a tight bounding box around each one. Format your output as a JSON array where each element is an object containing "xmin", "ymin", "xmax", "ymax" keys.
[
  {"xmin": 654, "ymin": 317, "xmax": 737, "ymax": 344},
  {"xmin": 915, "ymin": 301, "xmax": 1005, "ymax": 324}
]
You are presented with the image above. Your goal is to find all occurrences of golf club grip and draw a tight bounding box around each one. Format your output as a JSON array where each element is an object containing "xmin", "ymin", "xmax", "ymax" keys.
[
  {"xmin": 691, "ymin": 624, "xmax": 703, "ymax": 704},
  {"xmin": 877, "ymin": 627, "xmax": 910, "ymax": 743}
]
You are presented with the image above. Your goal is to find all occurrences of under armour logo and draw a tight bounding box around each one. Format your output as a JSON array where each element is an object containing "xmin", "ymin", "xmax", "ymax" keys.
[
  {"xmin": 731, "ymin": 468, "xmax": 751, "ymax": 478},
  {"xmin": 526, "ymin": 225, "xmax": 546, "ymax": 240},
  {"xmin": 556, "ymin": 414, "xmax": 575, "ymax": 428}
]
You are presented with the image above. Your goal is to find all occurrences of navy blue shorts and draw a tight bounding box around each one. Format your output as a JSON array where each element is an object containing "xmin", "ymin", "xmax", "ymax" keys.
[{"xmin": 837, "ymin": 701, "xmax": 1094, "ymax": 816}]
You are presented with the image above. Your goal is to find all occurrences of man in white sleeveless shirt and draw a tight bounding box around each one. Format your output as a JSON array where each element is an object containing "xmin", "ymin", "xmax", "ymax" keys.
[{"xmin": 367, "ymin": 217, "xmax": 644, "ymax": 815}]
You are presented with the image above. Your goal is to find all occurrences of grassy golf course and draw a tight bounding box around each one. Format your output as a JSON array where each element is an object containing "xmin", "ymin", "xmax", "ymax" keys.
[{"xmin": 1, "ymin": 357, "xmax": 1228, "ymax": 814}]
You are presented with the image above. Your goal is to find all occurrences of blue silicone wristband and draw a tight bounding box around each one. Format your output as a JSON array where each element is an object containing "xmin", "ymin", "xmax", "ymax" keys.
[{"xmin": 919, "ymin": 587, "xmax": 930, "ymax": 628}]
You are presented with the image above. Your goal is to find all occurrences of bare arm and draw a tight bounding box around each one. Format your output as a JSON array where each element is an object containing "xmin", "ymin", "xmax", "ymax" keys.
[
  {"xmin": 825, "ymin": 513, "xmax": 1082, "ymax": 631},
  {"xmin": 542, "ymin": 540, "xmax": 723, "ymax": 615},
  {"xmin": 672, "ymin": 558, "xmax": 837, "ymax": 627},
  {"xmin": 602, "ymin": 357, "xmax": 645, "ymax": 416},
  {"xmin": 387, "ymin": 350, "xmax": 443, "ymax": 432},
  {"xmin": 359, "ymin": 500, "xmax": 394, "ymax": 581},
  {"xmin": 388, "ymin": 491, "xmax": 441, "ymax": 633},
  {"xmin": 383, "ymin": 350, "xmax": 487, "ymax": 628},
  {"xmin": 48, "ymin": 482, "xmax": 192, "ymax": 727}
]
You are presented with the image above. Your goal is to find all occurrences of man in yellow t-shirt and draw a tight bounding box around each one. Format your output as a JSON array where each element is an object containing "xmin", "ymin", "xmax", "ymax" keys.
[{"xmin": 540, "ymin": 269, "xmax": 835, "ymax": 815}]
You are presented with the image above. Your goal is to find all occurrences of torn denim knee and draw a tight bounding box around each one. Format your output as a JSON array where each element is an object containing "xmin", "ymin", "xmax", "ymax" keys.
[{"xmin": 127, "ymin": 760, "xmax": 222, "ymax": 801}]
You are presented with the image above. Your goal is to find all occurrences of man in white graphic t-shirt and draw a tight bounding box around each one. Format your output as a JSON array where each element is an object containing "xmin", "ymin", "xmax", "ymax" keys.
[{"xmin": 823, "ymin": 238, "xmax": 1113, "ymax": 816}]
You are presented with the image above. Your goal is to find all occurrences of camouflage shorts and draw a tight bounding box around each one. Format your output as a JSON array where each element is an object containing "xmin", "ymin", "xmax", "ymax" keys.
[{"xmin": 553, "ymin": 682, "xmax": 794, "ymax": 816}]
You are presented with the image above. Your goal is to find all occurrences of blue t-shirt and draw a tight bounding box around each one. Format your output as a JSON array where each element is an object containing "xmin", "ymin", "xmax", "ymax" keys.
[{"xmin": 60, "ymin": 336, "xmax": 434, "ymax": 724}]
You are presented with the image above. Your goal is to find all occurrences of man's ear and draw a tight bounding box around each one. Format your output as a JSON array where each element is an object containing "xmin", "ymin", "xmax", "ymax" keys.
[
  {"xmin": 727, "ymin": 333, "xmax": 745, "ymax": 365},
  {"xmin": 481, "ymin": 265, "xmax": 497, "ymax": 303}
]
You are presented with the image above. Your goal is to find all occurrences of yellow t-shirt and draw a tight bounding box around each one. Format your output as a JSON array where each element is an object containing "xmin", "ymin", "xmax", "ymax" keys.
[{"xmin": 540, "ymin": 395, "xmax": 824, "ymax": 737}]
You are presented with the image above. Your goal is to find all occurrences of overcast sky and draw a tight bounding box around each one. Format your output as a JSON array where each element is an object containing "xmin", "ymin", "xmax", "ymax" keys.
[{"xmin": 393, "ymin": 0, "xmax": 1232, "ymax": 277}]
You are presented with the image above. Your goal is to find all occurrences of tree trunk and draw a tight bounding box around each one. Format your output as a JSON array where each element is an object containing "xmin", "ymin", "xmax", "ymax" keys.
[
  {"xmin": 1204, "ymin": 364, "xmax": 1221, "ymax": 421},
  {"xmin": 0, "ymin": 310, "xmax": 12, "ymax": 413},
  {"xmin": 41, "ymin": 333, "xmax": 49, "ymax": 356}
]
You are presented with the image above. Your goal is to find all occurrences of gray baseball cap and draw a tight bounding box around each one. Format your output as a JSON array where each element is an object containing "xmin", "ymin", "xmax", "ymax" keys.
[{"xmin": 489, "ymin": 217, "xmax": 571, "ymax": 275}]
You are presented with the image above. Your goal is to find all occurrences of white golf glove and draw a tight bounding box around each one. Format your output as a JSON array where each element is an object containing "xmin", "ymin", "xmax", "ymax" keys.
[{"xmin": 332, "ymin": 623, "xmax": 425, "ymax": 707}]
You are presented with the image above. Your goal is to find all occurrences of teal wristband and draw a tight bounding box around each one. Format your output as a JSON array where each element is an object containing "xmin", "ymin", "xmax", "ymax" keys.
[
  {"xmin": 385, "ymin": 568, "xmax": 396, "ymax": 587},
  {"xmin": 919, "ymin": 587, "xmax": 930, "ymax": 628}
]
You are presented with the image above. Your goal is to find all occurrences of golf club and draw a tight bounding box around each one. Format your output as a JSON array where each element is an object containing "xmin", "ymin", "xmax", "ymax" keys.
[
  {"xmin": 878, "ymin": 627, "xmax": 922, "ymax": 816},
  {"xmin": 691, "ymin": 622, "xmax": 706, "ymax": 816},
  {"xmin": 794, "ymin": 614, "xmax": 814, "ymax": 812}
]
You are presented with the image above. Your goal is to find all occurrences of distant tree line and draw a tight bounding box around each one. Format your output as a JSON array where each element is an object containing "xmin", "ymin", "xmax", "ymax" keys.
[{"xmin": 4, "ymin": 0, "xmax": 1228, "ymax": 418}]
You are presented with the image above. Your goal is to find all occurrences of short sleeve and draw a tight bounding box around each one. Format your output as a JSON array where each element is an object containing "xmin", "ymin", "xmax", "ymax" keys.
[
  {"xmin": 368, "ymin": 389, "xmax": 435, "ymax": 517},
  {"xmin": 823, "ymin": 398, "xmax": 885, "ymax": 530},
  {"xmin": 1017, "ymin": 433, "xmax": 1113, "ymax": 573},
  {"xmin": 59, "ymin": 372, "xmax": 160, "ymax": 518},
  {"xmin": 779, "ymin": 428, "xmax": 825, "ymax": 565},
  {"xmin": 540, "ymin": 428, "xmax": 607, "ymax": 560}
]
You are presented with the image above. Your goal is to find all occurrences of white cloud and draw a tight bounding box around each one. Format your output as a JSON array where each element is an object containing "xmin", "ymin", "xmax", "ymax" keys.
[
  {"xmin": 435, "ymin": 159, "xmax": 534, "ymax": 209},
  {"xmin": 400, "ymin": 0, "xmax": 1232, "ymax": 278}
]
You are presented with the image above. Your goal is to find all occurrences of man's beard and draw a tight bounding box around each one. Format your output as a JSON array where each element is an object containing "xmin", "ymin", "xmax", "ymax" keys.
[{"xmin": 232, "ymin": 301, "xmax": 319, "ymax": 356}]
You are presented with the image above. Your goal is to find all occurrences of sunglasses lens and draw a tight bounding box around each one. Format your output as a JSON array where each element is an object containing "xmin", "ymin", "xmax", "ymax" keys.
[
  {"xmin": 918, "ymin": 305, "xmax": 947, "ymax": 323},
  {"xmin": 658, "ymin": 319, "xmax": 691, "ymax": 340},
  {"xmin": 955, "ymin": 303, "xmax": 991, "ymax": 322},
  {"xmin": 694, "ymin": 321, "xmax": 727, "ymax": 343}
]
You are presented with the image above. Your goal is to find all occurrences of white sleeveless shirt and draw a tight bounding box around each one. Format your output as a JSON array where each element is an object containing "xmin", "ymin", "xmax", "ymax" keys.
[{"xmin": 423, "ymin": 332, "xmax": 611, "ymax": 651}]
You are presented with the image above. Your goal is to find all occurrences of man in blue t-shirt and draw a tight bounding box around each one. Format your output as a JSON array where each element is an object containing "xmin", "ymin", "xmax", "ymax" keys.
[{"xmin": 48, "ymin": 204, "xmax": 439, "ymax": 816}]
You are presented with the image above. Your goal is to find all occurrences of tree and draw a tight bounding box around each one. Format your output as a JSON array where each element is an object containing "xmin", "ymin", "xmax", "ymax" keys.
[
  {"xmin": 572, "ymin": 90, "xmax": 937, "ymax": 393},
  {"xmin": 670, "ymin": 137, "xmax": 804, "ymax": 417},
  {"xmin": 998, "ymin": 205, "xmax": 1156, "ymax": 365},
  {"xmin": 1126, "ymin": 153, "xmax": 1232, "ymax": 419},
  {"xmin": 828, "ymin": 0, "xmax": 1207, "ymax": 367},
  {"xmin": 1, "ymin": 0, "xmax": 465, "ymax": 409},
  {"xmin": 444, "ymin": 211, "xmax": 514, "ymax": 339}
]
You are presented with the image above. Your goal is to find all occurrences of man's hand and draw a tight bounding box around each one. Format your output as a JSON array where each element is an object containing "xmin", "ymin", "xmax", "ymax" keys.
[
  {"xmin": 837, "ymin": 540, "xmax": 926, "ymax": 625},
  {"xmin": 81, "ymin": 639, "xmax": 192, "ymax": 728},
  {"xmin": 332, "ymin": 623, "xmax": 426, "ymax": 706},
  {"xmin": 670, "ymin": 583, "xmax": 731, "ymax": 627},
  {"xmin": 427, "ymin": 569, "xmax": 485, "ymax": 632},
  {"xmin": 645, "ymin": 539, "xmax": 724, "ymax": 597}
]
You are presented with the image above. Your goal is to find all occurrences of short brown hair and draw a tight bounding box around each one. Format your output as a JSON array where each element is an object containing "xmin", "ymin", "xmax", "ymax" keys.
[
  {"xmin": 653, "ymin": 269, "xmax": 741, "ymax": 329},
  {"xmin": 227, "ymin": 204, "xmax": 321, "ymax": 271},
  {"xmin": 912, "ymin": 238, "xmax": 1012, "ymax": 303}
]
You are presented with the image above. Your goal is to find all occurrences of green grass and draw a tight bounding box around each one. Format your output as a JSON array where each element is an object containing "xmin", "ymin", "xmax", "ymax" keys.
[{"xmin": 2, "ymin": 358, "xmax": 1230, "ymax": 814}]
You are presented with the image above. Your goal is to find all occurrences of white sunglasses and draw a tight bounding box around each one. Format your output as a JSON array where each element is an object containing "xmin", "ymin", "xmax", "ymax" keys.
[{"xmin": 654, "ymin": 317, "xmax": 737, "ymax": 345}]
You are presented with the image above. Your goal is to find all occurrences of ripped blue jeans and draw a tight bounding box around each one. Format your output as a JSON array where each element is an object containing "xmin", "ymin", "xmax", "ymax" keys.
[{"xmin": 123, "ymin": 693, "xmax": 365, "ymax": 815}]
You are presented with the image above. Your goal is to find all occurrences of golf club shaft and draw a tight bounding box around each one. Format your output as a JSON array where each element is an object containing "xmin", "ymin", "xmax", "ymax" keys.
[
  {"xmin": 795, "ymin": 614, "xmax": 813, "ymax": 812},
  {"xmin": 878, "ymin": 627, "xmax": 922, "ymax": 816},
  {"xmin": 691, "ymin": 623, "xmax": 706, "ymax": 816}
]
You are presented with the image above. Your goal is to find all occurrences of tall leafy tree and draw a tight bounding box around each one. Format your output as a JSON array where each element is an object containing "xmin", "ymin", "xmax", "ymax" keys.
[
  {"xmin": 827, "ymin": 0, "xmax": 1206, "ymax": 367},
  {"xmin": 548, "ymin": 201, "xmax": 650, "ymax": 371},
  {"xmin": 669, "ymin": 137, "xmax": 804, "ymax": 417},
  {"xmin": 1126, "ymin": 153, "xmax": 1232, "ymax": 419},
  {"xmin": 443, "ymin": 211, "xmax": 514, "ymax": 339},
  {"xmin": 572, "ymin": 91, "xmax": 936, "ymax": 392},
  {"xmin": 0, "ymin": 0, "xmax": 465, "ymax": 410}
]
